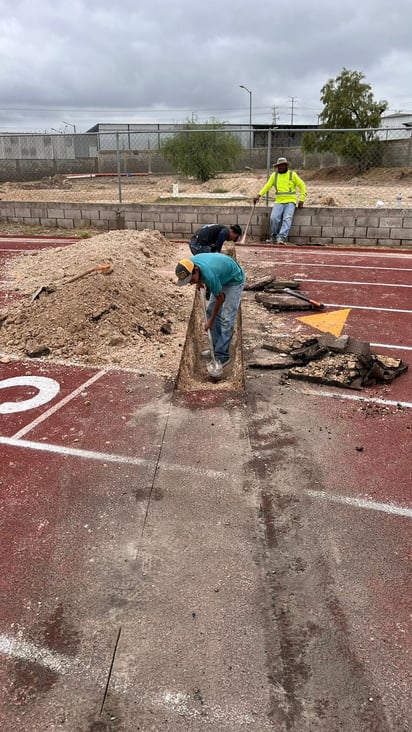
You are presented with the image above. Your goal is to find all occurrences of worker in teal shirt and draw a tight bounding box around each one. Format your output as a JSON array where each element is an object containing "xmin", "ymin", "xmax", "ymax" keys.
[{"xmin": 175, "ymin": 253, "xmax": 245, "ymax": 368}]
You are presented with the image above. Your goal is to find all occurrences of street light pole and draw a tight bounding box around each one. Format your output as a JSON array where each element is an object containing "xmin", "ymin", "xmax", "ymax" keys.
[
  {"xmin": 62, "ymin": 121, "xmax": 77, "ymax": 133},
  {"xmin": 239, "ymin": 85, "xmax": 252, "ymax": 167}
]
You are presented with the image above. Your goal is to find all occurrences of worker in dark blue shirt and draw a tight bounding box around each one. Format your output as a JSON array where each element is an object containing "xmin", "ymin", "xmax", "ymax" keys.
[{"xmin": 189, "ymin": 223, "xmax": 242, "ymax": 255}]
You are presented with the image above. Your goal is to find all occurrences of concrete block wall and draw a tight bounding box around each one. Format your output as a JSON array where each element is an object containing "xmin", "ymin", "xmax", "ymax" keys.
[
  {"xmin": 288, "ymin": 207, "xmax": 412, "ymax": 247},
  {"xmin": 0, "ymin": 200, "xmax": 411, "ymax": 247}
]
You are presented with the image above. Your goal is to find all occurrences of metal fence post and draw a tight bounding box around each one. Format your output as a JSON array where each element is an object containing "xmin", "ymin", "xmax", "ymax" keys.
[
  {"xmin": 265, "ymin": 128, "xmax": 272, "ymax": 206},
  {"xmin": 116, "ymin": 132, "xmax": 122, "ymax": 203},
  {"xmin": 148, "ymin": 138, "xmax": 152, "ymax": 174}
]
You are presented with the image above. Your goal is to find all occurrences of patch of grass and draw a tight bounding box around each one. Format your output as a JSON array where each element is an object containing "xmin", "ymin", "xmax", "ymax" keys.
[{"xmin": 211, "ymin": 187, "xmax": 228, "ymax": 194}]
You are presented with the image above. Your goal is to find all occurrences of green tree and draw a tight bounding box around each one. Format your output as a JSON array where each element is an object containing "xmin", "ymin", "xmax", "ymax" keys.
[
  {"xmin": 302, "ymin": 68, "xmax": 388, "ymax": 172},
  {"xmin": 161, "ymin": 118, "xmax": 243, "ymax": 182}
]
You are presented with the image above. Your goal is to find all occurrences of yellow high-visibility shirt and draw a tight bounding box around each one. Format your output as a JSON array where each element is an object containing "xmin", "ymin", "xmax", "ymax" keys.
[{"xmin": 259, "ymin": 170, "xmax": 306, "ymax": 204}]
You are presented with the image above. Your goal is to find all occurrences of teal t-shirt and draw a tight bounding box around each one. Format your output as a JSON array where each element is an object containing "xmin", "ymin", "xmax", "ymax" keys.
[{"xmin": 191, "ymin": 253, "xmax": 245, "ymax": 297}]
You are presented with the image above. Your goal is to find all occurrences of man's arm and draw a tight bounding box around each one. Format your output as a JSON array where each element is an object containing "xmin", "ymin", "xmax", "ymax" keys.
[
  {"xmin": 214, "ymin": 228, "xmax": 230, "ymax": 252},
  {"xmin": 205, "ymin": 292, "xmax": 225, "ymax": 330},
  {"xmin": 254, "ymin": 172, "xmax": 276, "ymax": 203},
  {"xmin": 293, "ymin": 172, "xmax": 306, "ymax": 207}
]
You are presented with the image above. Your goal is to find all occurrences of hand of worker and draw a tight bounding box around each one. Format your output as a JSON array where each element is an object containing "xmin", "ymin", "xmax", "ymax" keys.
[
  {"xmin": 298, "ymin": 201, "xmax": 304, "ymax": 208},
  {"xmin": 253, "ymin": 196, "xmax": 260, "ymax": 205}
]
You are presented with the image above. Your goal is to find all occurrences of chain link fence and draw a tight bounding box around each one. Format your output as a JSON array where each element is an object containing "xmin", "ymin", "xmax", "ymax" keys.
[{"xmin": 0, "ymin": 126, "xmax": 411, "ymax": 208}]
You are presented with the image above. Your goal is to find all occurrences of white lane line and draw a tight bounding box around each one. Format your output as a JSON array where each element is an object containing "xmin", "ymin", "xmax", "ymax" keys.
[
  {"xmin": 324, "ymin": 303, "xmax": 412, "ymax": 313},
  {"xmin": 12, "ymin": 370, "xmax": 106, "ymax": 439},
  {"xmin": 274, "ymin": 261, "xmax": 412, "ymax": 271},
  {"xmin": 0, "ymin": 633, "xmax": 124, "ymax": 692},
  {"xmin": 371, "ymin": 342, "xmax": 412, "ymax": 351},
  {"xmin": 306, "ymin": 489, "xmax": 412, "ymax": 519},
  {"xmin": 0, "ymin": 436, "xmax": 229, "ymax": 480},
  {"xmin": 0, "ymin": 634, "xmax": 74, "ymax": 674},
  {"xmin": 0, "ymin": 240, "xmax": 76, "ymax": 246},
  {"xmin": 300, "ymin": 389, "xmax": 412, "ymax": 409},
  {"xmin": 1, "ymin": 435, "xmax": 149, "ymax": 465},
  {"xmin": 0, "ymin": 634, "xmax": 131, "ymax": 695},
  {"xmin": 0, "ymin": 636, "xmax": 268, "ymax": 727},
  {"xmin": 296, "ymin": 278, "xmax": 412, "ymax": 288},
  {"xmin": 0, "ymin": 248, "xmax": 36, "ymax": 253}
]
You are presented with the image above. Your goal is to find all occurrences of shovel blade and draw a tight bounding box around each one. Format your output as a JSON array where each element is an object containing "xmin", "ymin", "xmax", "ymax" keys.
[
  {"xmin": 30, "ymin": 285, "xmax": 55, "ymax": 302},
  {"xmin": 206, "ymin": 360, "xmax": 224, "ymax": 379}
]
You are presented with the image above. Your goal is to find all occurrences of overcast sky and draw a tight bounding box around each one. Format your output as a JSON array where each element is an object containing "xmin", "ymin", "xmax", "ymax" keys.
[{"xmin": 1, "ymin": 0, "xmax": 411, "ymax": 133}]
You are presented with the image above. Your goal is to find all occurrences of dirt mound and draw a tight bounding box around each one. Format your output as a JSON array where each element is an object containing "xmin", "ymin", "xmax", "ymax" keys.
[
  {"xmin": 304, "ymin": 166, "xmax": 359, "ymax": 181},
  {"xmin": 305, "ymin": 165, "xmax": 412, "ymax": 184},
  {"xmin": 0, "ymin": 230, "xmax": 193, "ymax": 375},
  {"xmin": 15, "ymin": 174, "xmax": 72, "ymax": 190},
  {"xmin": 360, "ymin": 167, "xmax": 412, "ymax": 183}
]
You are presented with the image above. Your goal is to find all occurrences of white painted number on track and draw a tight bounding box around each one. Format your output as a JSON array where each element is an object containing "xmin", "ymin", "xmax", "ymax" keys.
[{"xmin": 0, "ymin": 376, "xmax": 60, "ymax": 414}]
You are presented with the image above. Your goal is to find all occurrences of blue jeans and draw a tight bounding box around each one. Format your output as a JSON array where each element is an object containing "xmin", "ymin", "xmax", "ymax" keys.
[
  {"xmin": 189, "ymin": 238, "xmax": 212, "ymax": 255},
  {"xmin": 270, "ymin": 202, "xmax": 296, "ymax": 240},
  {"xmin": 206, "ymin": 283, "xmax": 245, "ymax": 363}
]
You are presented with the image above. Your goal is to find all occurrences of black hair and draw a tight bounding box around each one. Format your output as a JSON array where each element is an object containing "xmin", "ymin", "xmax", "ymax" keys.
[{"xmin": 230, "ymin": 224, "xmax": 242, "ymax": 238}]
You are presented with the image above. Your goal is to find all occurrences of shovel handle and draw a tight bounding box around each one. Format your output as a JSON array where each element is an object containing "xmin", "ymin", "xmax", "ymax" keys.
[
  {"xmin": 199, "ymin": 286, "xmax": 208, "ymax": 319},
  {"xmin": 65, "ymin": 263, "xmax": 111, "ymax": 284},
  {"xmin": 199, "ymin": 288, "xmax": 217, "ymax": 356},
  {"xmin": 284, "ymin": 287, "xmax": 324, "ymax": 309},
  {"xmin": 239, "ymin": 202, "xmax": 256, "ymax": 245}
]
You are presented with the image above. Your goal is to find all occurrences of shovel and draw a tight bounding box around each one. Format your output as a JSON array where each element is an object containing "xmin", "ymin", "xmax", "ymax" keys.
[
  {"xmin": 199, "ymin": 288, "xmax": 223, "ymax": 379},
  {"xmin": 283, "ymin": 287, "xmax": 324, "ymax": 309},
  {"xmin": 62, "ymin": 263, "xmax": 112, "ymax": 285},
  {"xmin": 31, "ymin": 263, "xmax": 112, "ymax": 302},
  {"xmin": 239, "ymin": 202, "xmax": 255, "ymax": 245}
]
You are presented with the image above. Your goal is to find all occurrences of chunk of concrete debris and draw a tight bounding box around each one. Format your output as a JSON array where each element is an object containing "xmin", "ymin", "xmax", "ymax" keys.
[
  {"xmin": 248, "ymin": 348, "xmax": 297, "ymax": 369},
  {"xmin": 247, "ymin": 335, "xmax": 408, "ymax": 390},
  {"xmin": 244, "ymin": 276, "xmax": 299, "ymax": 292},
  {"xmin": 255, "ymin": 292, "xmax": 312, "ymax": 311},
  {"xmin": 261, "ymin": 335, "xmax": 310, "ymax": 353},
  {"xmin": 160, "ymin": 320, "xmax": 173, "ymax": 335},
  {"xmin": 25, "ymin": 341, "xmax": 51, "ymax": 358}
]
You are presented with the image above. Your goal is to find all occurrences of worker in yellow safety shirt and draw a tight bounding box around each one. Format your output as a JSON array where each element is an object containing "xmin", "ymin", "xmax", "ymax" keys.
[{"xmin": 253, "ymin": 156, "xmax": 306, "ymax": 244}]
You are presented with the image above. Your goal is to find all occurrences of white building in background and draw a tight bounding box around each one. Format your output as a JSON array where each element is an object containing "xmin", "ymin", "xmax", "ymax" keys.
[
  {"xmin": 380, "ymin": 113, "xmax": 412, "ymax": 140},
  {"xmin": 86, "ymin": 122, "xmax": 253, "ymax": 150}
]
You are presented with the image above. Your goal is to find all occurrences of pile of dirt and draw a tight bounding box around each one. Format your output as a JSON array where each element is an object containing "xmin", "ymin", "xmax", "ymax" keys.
[
  {"xmin": 317, "ymin": 195, "xmax": 338, "ymax": 206},
  {"xmin": 305, "ymin": 165, "xmax": 412, "ymax": 184},
  {"xmin": 0, "ymin": 230, "xmax": 193, "ymax": 375},
  {"xmin": 304, "ymin": 166, "xmax": 359, "ymax": 181},
  {"xmin": 10, "ymin": 174, "xmax": 72, "ymax": 190}
]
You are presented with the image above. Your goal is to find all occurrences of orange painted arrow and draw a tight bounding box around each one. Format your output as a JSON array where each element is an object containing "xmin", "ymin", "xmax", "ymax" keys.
[{"xmin": 297, "ymin": 308, "xmax": 351, "ymax": 337}]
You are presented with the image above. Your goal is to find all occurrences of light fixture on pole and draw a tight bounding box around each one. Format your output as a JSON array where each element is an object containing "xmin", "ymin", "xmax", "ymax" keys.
[
  {"xmin": 62, "ymin": 121, "xmax": 77, "ymax": 133},
  {"xmin": 239, "ymin": 85, "xmax": 252, "ymax": 165}
]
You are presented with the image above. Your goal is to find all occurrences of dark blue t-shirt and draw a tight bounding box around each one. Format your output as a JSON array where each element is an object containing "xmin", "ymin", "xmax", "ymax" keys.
[{"xmin": 192, "ymin": 224, "xmax": 230, "ymax": 252}]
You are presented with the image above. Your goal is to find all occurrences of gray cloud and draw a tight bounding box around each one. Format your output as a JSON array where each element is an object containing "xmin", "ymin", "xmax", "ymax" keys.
[{"xmin": 0, "ymin": 0, "xmax": 411, "ymax": 131}]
